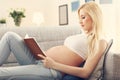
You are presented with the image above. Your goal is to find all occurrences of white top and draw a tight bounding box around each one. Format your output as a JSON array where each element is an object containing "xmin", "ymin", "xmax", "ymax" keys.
[{"xmin": 64, "ymin": 33, "xmax": 88, "ymax": 60}]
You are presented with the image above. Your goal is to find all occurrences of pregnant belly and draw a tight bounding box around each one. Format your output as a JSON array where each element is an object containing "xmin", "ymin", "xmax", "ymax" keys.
[{"xmin": 45, "ymin": 45, "xmax": 84, "ymax": 66}]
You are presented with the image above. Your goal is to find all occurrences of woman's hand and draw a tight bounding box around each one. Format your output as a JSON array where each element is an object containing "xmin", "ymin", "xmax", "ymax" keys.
[{"xmin": 38, "ymin": 54, "xmax": 56, "ymax": 69}]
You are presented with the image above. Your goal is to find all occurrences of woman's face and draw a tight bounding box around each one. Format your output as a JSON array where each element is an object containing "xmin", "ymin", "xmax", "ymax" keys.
[{"xmin": 79, "ymin": 9, "xmax": 93, "ymax": 33}]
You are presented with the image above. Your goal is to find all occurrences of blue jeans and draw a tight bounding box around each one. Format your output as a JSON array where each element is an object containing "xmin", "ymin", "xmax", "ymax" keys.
[
  {"xmin": 0, "ymin": 32, "xmax": 62, "ymax": 80},
  {"xmin": 63, "ymin": 75, "xmax": 84, "ymax": 80},
  {"xmin": 63, "ymin": 62, "xmax": 85, "ymax": 80}
]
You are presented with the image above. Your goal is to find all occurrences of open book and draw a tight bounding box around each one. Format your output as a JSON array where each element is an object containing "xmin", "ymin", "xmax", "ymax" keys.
[{"xmin": 24, "ymin": 34, "xmax": 46, "ymax": 60}]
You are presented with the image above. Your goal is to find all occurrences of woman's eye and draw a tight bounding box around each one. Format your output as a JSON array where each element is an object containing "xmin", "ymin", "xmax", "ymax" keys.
[{"xmin": 82, "ymin": 16, "xmax": 85, "ymax": 19}]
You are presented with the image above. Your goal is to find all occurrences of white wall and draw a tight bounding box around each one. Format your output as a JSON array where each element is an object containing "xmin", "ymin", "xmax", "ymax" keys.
[
  {"xmin": 114, "ymin": 0, "xmax": 120, "ymax": 52},
  {"xmin": 0, "ymin": 0, "xmax": 58, "ymax": 27},
  {"xmin": 100, "ymin": 0, "xmax": 120, "ymax": 52},
  {"xmin": 100, "ymin": 1, "xmax": 116, "ymax": 52}
]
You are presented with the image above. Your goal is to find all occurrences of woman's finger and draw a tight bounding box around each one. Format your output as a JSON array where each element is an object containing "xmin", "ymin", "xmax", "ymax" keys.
[{"xmin": 38, "ymin": 54, "xmax": 46, "ymax": 59}]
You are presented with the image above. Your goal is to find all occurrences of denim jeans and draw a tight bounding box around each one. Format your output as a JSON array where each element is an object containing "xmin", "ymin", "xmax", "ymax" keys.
[
  {"xmin": 63, "ymin": 75, "xmax": 84, "ymax": 80},
  {"xmin": 0, "ymin": 32, "xmax": 62, "ymax": 80},
  {"xmin": 63, "ymin": 62, "xmax": 85, "ymax": 80}
]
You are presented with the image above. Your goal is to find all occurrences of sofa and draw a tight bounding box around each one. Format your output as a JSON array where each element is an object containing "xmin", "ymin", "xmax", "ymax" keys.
[{"xmin": 0, "ymin": 26, "xmax": 120, "ymax": 80}]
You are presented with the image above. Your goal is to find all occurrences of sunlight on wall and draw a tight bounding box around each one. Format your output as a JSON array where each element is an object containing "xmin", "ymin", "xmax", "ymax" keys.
[
  {"xmin": 32, "ymin": 12, "xmax": 44, "ymax": 26},
  {"xmin": 101, "ymin": 4, "xmax": 116, "ymax": 52}
]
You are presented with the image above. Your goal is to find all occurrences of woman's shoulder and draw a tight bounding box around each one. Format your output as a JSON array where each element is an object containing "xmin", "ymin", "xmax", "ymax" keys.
[
  {"xmin": 99, "ymin": 34, "xmax": 111, "ymax": 42},
  {"xmin": 99, "ymin": 39, "xmax": 107, "ymax": 47},
  {"xmin": 97, "ymin": 38, "xmax": 108, "ymax": 54},
  {"xmin": 99, "ymin": 36, "xmax": 108, "ymax": 45}
]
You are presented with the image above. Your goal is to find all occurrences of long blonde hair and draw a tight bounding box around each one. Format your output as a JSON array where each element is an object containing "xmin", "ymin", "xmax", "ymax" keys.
[{"xmin": 78, "ymin": 1, "xmax": 103, "ymax": 55}]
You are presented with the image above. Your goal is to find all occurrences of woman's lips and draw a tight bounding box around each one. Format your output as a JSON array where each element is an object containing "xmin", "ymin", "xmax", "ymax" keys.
[{"xmin": 81, "ymin": 25, "xmax": 84, "ymax": 27}]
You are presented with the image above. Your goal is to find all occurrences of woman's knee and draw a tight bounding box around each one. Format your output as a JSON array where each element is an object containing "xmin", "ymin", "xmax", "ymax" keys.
[
  {"xmin": 4, "ymin": 31, "xmax": 18, "ymax": 38},
  {"xmin": 4, "ymin": 32, "xmax": 21, "ymax": 41}
]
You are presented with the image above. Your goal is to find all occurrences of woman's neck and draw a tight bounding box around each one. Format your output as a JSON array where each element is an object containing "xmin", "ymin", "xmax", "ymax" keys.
[{"xmin": 84, "ymin": 30, "xmax": 93, "ymax": 37}]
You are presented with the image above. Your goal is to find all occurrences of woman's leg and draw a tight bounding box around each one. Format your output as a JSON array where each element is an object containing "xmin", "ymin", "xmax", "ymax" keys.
[
  {"xmin": 0, "ymin": 61, "xmax": 62, "ymax": 80},
  {"xmin": 0, "ymin": 32, "xmax": 36, "ymax": 65},
  {"xmin": 8, "ymin": 76, "xmax": 48, "ymax": 80}
]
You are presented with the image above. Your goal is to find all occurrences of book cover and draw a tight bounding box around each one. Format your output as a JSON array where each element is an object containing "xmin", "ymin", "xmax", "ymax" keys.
[{"xmin": 24, "ymin": 34, "xmax": 46, "ymax": 60}]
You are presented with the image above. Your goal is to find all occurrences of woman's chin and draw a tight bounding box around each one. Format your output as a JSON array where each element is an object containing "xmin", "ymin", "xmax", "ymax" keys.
[{"xmin": 83, "ymin": 30, "xmax": 88, "ymax": 34}]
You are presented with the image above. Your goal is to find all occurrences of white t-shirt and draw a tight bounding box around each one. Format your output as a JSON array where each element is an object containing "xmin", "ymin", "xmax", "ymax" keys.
[{"xmin": 64, "ymin": 33, "xmax": 88, "ymax": 60}]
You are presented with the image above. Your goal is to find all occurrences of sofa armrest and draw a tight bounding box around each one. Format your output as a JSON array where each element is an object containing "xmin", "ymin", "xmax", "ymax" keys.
[{"xmin": 104, "ymin": 52, "xmax": 120, "ymax": 80}]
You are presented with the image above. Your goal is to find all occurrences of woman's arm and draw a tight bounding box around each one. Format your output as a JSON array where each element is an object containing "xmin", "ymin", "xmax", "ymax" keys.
[
  {"xmin": 39, "ymin": 40, "xmax": 107, "ymax": 78},
  {"xmin": 82, "ymin": 40, "xmax": 107, "ymax": 77}
]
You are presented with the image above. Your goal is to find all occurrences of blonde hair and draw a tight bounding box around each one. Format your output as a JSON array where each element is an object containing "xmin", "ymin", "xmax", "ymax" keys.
[{"xmin": 78, "ymin": 1, "xmax": 103, "ymax": 55}]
